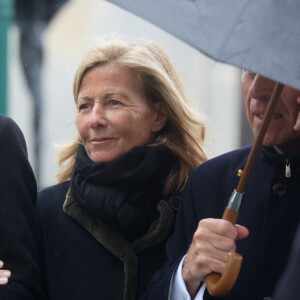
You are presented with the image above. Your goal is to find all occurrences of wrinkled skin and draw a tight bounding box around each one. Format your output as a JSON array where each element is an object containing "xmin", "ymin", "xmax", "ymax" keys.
[
  {"xmin": 242, "ymin": 72, "xmax": 300, "ymax": 155},
  {"xmin": 76, "ymin": 63, "xmax": 167, "ymax": 163}
]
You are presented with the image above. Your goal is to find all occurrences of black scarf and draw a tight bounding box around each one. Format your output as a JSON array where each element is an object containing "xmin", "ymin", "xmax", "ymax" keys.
[{"xmin": 70, "ymin": 144, "xmax": 176, "ymax": 241}]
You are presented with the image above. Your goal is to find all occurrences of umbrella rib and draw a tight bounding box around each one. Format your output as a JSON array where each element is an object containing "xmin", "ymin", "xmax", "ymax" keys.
[{"xmin": 215, "ymin": 0, "xmax": 253, "ymax": 58}]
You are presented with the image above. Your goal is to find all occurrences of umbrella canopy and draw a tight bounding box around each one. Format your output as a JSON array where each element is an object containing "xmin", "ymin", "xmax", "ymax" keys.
[{"xmin": 107, "ymin": 0, "xmax": 300, "ymax": 89}]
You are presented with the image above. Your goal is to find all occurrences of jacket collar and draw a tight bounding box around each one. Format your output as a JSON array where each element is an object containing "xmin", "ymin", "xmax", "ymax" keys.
[{"xmin": 63, "ymin": 188, "xmax": 174, "ymax": 300}]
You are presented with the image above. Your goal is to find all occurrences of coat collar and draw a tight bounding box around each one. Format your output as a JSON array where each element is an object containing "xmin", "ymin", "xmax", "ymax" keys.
[{"xmin": 63, "ymin": 188, "xmax": 174, "ymax": 300}]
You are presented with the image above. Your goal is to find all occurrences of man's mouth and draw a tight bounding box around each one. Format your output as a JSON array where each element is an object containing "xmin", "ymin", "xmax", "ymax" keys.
[{"xmin": 254, "ymin": 112, "xmax": 283, "ymax": 119}]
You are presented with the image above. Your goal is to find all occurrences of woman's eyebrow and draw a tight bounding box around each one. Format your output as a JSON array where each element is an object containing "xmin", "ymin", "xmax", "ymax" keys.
[
  {"xmin": 105, "ymin": 92, "xmax": 131, "ymax": 101},
  {"xmin": 77, "ymin": 93, "xmax": 132, "ymax": 103},
  {"xmin": 77, "ymin": 96, "xmax": 92, "ymax": 102}
]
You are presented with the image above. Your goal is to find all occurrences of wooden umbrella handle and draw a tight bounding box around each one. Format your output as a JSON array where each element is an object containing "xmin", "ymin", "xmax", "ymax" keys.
[
  {"xmin": 205, "ymin": 252, "xmax": 243, "ymax": 297},
  {"xmin": 205, "ymin": 208, "xmax": 242, "ymax": 297}
]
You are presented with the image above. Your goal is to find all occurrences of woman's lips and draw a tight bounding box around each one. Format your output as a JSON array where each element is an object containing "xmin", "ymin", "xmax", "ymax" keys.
[{"xmin": 90, "ymin": 138, "xmax": 116, "ymax": 144}]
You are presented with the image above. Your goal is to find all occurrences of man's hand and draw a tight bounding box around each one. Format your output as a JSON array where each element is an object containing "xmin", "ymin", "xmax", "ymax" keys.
[{"xmin": 182, "ymin": 218, "xmax": 249, "ymax": 298}]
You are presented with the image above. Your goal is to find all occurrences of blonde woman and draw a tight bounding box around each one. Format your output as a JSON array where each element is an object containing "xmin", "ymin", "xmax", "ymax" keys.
[{"xmin": 37, "ymin": 37, "xmax": 207, "ymax": 300}]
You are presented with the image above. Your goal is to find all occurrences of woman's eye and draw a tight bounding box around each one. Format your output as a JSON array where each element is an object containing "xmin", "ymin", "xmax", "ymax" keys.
[{"xmin": 78, "ymin": 103, "xmax": 91, "ymax": 112}]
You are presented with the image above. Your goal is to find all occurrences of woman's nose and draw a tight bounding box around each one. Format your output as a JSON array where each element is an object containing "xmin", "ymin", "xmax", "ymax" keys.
[
  {"xmin": 89, "ymin": 103, "xmax": 108, "ymax": 128},
  {"xmin": 249, "ymin": 75, "xmax": 276, "ymax": 101}
]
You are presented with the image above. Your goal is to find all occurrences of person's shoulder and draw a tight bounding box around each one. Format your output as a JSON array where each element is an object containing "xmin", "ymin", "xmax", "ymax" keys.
[
  {"xmin": 209, "ymin": 146, "xmax": 251, "ymax": 163},
  {"xmin": 38, "ymin": 181, "xmax": 70, "ymax": 199},
  {"xmin": 0, "ymin": 114, "xmax": 27, "ymax": 154},
  {"xmin": 37, "ymin": 181, "xmax": 70, "ymax": 210},
  {"xmin": 0, "ymin": 113, "xmax": 13, "ymax": 126},
  {"xmin": 0, "ymin": 114, "xmax": 23, "ymax": 136},
  {"xmin": 192, "ymin": 146, "xmax": 251, "ymax": 175},
  {"xmin": 37, "ymin": 181, "xmax": 70, "ymax": 225}
]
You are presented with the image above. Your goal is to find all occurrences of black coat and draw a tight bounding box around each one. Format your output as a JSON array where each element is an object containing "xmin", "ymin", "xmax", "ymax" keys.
[
  {"xmin": 37, "ymin": 181, "xmax": 175, "ymax": 300},
  {"xmin": 274, "ymin": 223, "xmax": 300, "ymax": 300},
  {"xmin": 143, "ymin": 146, "xmax": 300, "ymax": 300},
  {"xmin": 0, "ymin": 114, "xmax": 45, "ymax": 299}
]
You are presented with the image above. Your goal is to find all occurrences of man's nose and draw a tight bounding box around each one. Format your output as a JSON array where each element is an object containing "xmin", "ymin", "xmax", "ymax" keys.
[
  {"xmin": 249, "ymin": 75, "xmax": 276, "ymax": 101},
  {"xmin": 89, "ymin": 103, "xmax": 108, "ymax": 128}
]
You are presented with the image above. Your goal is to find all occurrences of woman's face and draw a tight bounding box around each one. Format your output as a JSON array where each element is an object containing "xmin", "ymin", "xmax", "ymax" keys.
[
  {"xmin": 76, "ymin": 64, "xmax": 166, "ymax": 163},
  {"xmin": 242, "ymin": 71, "xmax": 300, "ymax": 153}
]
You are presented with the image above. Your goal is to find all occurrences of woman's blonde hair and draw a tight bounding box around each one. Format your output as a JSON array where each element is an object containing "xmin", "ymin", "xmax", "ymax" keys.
[{"xmin": 57, "ymin": 36, "xmax": 207, "ymax": 197}]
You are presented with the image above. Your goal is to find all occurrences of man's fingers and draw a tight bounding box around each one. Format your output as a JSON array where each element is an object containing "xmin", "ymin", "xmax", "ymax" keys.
[
  {"xmin": 194, "ymin": 225, "xmax": 236, "ymax": 252},
  {"xmin": 199, "ymin": 219, "xmax": 238, "ymax": 239},
  {"xmin": 0, "ymin": 270, "xmax": 11, "ymax": 285},
  {"xmin": 235, "ymin": 224, "xmax": 249, "ymax": 240}
]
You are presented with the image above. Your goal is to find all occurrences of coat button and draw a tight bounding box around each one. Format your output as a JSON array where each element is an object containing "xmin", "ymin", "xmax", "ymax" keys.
[{"xmin": 272, "ymin": 183, "xmax": 287, "ymax": 197}]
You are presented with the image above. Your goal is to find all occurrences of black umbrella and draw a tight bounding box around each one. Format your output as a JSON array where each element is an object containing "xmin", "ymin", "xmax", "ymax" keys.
[
  {"xmin": 107, "ymin": 0, "xmax": 300, "ymax": 89},
  {"xmin": 106, "ymin": 0, "xmax": 300, "ymax": 297}
]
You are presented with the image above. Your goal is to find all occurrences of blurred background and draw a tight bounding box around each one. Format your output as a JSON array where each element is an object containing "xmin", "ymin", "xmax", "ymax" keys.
[{"xmin": 1, "ymin": 0, "xmax": 253, "ymax": 188}]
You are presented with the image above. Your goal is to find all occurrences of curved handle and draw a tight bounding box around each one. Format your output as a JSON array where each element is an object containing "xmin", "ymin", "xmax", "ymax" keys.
[
  {"xmin": 205, "ymin": 252, "xmax": 242, "ymax": 297},
  {"xmin": 205, "ymin": 207, "xmax": 242, "ymax": 297}
]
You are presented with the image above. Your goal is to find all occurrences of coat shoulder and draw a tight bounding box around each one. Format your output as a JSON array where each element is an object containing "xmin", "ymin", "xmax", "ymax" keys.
[
  {"xmin": 37, "ymin": 181, "xmax": 70, "ymax": 215},
  {"xmin": 0, "ymin": 114, "xmax": 28, "ymax": 158},
  {"xmin": 0, "ymin": 114, "xmax": 26, "ymax": 143},
  {"xmin": 191, "ymin": 146, "xmax": 251, "ymax": 176},
  {"xmin": 182, "ymin": 146, "xmax": 252, "ymax": 204},
  {"xmin": 0, "ymin": 114, "xmax": 17, "ymax": 131}
]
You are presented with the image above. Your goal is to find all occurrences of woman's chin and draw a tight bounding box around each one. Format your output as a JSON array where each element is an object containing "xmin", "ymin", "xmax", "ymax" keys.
[{"xmin": 90, "ymin": 153, "xmax": 115, "ymax": 163}]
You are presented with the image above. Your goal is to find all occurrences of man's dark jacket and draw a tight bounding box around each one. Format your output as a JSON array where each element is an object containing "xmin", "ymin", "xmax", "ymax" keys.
[
  {"xmin": 274, "ymin": 223, "xmax": 300, "ymax": 300},
  {"xmin": 142, "ymin": 146, "xmax": 300, "ymax": 300},
  {"xmin": 0, "ymin": 114, "xmax": 45, "ymax": 299}
]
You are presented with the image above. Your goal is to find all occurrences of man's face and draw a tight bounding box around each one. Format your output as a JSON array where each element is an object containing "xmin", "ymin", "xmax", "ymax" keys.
[{"xmin": 242, "ymin": 71, "xmax": 300, "ymax": 154}]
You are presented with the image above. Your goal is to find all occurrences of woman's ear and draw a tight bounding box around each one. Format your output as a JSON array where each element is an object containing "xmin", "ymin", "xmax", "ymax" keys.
[{"xmin": 151, "ymin": 103, "xmax": 168, "ymax": 132}]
